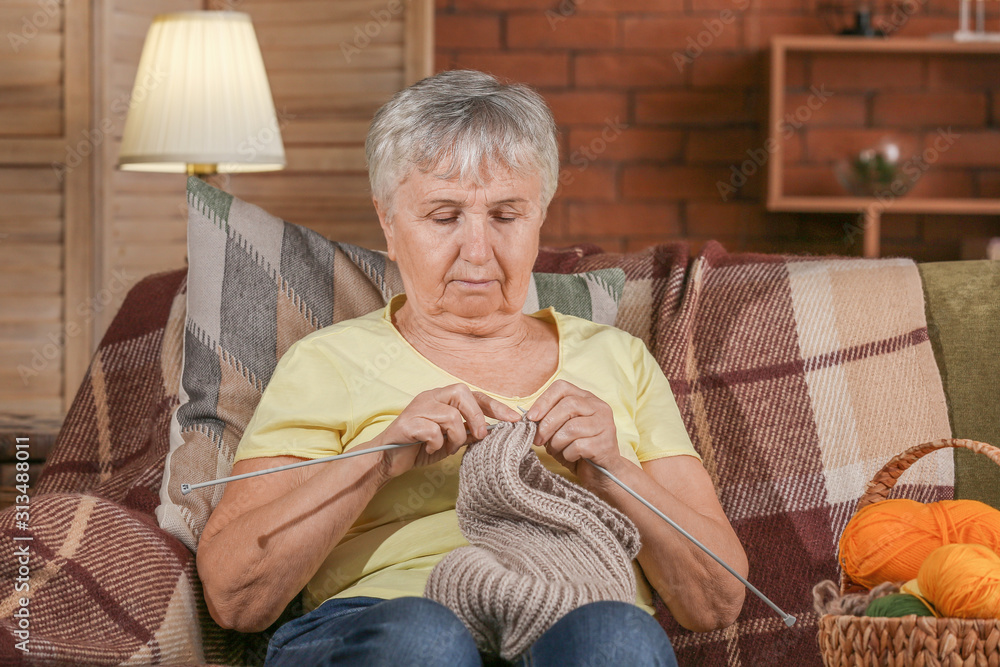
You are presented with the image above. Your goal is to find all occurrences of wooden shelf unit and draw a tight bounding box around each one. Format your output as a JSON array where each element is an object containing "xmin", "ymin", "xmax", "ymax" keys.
[{"xmin": 766, "ymin": 35, "xmax": 1000, "ymax": 258}]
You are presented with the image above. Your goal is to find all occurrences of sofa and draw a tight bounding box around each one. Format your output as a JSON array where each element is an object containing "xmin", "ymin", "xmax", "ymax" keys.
[{"xmin": 2, "ymin": 223, "xmax": 998, "ymax": 666}]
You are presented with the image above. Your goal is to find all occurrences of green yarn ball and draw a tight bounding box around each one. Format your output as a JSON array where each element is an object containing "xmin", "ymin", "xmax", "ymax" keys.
[{"xmin": 865, "ymin": 594, "xmax": 934, "ymax": 618}]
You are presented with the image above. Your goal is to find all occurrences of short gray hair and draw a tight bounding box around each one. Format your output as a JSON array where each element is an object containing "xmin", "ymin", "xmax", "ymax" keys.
[{"xmin": 365, "ymin": 70, "xmax": 559, "ymax": 218}]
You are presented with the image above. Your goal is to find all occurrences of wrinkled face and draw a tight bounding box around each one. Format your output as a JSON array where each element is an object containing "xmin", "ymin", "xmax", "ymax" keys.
[{"xmin": 375, "ymin": 163, "xmax": 545, "ymax": 326}]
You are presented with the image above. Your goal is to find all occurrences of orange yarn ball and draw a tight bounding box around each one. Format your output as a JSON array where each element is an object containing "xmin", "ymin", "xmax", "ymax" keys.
[
  {"xmin": 838, "ymin": 499, "xmax": 1000, "ymax": 589},
  {"xmin": 918, "ymin": 544, "xmax": 1000, "ymax": 619}
]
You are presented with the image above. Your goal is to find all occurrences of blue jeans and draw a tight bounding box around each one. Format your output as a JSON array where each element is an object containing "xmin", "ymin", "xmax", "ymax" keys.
[{"xmin": 263, "ymin": 596, "xmax": 678, "ymax": 666}]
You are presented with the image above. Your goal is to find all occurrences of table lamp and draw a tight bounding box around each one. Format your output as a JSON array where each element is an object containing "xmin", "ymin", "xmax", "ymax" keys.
[{"xmin": 117, "ymin": 11, "xmax": 285, "ymax": 177}]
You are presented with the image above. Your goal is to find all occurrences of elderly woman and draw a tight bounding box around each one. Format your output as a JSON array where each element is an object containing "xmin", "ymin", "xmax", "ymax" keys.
[{"xmin": 197, "ymin": 70, "xmax": 748, "ymax": 667}]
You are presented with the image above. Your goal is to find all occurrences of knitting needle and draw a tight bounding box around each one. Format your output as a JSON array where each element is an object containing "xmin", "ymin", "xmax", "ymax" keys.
[
  {"xmin": 584, "ymin": 460, "xmax": 797, "ymax": 627},
  {"xmin": 179, "ymin": 422, "xmax": 501, "ymax": 496},
  {"xmin": 511, "ymin": 407, "xmax": 796, "ymax": 627},
  {"xmin": 180, "ymin": 418, "xmax": 797, "ymax": 628}
]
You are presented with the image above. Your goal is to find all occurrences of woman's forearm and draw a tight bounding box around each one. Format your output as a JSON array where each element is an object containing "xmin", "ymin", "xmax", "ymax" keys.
[
  {"xmin": 197, "ymin": 452, "xmax": 388, "ymax": 632},
  {"xmin": 583, "ymin": 463, "xmax": 748, "ymax": 632}
]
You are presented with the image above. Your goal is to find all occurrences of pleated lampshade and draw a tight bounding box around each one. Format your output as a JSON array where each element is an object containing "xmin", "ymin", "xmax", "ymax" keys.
[{"xmin": 118, "ymin": 11, "xmax": 285, "ymax": 174}]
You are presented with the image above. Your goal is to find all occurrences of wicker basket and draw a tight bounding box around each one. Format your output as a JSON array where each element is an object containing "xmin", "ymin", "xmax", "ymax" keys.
[{"xmin": 818, "ymin": 438, "xmax": 1000, "ymax": 667}]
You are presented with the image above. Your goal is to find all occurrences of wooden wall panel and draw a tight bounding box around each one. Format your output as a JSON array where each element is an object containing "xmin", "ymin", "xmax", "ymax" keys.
[
  {"xmin": 0, "ymin": 2, "xmax": 63, "ymax": 138},
  {"xmin": 0, "ymin": 167, "xmax": 64, "ymax": 417},
  {"xmin": 0, "ymin": 0, "xmax": 74, "ymax": 421},
  {"xmin": 60, "ymin": 0, "xmax": 93, "ymax": 413}
]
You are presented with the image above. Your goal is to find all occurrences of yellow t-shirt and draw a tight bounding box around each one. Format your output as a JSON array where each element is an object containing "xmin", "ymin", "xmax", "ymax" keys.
[{"xmin": 234, "ymin": 294, "xmax": 700, "ymax": 614}]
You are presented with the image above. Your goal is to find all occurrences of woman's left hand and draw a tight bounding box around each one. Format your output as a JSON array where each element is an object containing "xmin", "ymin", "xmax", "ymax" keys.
[{"xmin": 525, "ymin": 380, "xmax": 624, "ymax": 485}]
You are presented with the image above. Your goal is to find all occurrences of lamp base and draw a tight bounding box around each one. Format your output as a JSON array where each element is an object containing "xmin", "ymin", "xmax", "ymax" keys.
[{"xmin": 186, "ymin": 163, "xmax": 219, "ymax": 179}]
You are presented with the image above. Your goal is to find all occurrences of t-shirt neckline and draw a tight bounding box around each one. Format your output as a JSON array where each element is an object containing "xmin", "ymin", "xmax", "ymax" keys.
[{"xmin": 380, "ymin": 293, "xmax": 564, "ymax": 402}]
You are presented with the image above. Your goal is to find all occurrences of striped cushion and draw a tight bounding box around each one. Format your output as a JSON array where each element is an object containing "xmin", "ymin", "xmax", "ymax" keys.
[{"xmin": 157, "ymin": 177, "xmax": 624, "ymax": 551}]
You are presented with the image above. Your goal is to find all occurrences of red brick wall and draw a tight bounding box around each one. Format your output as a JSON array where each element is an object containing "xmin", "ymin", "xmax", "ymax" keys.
[{"xmin": 435, "ymin": 0, "xmax": 1000, "ymax": 261}]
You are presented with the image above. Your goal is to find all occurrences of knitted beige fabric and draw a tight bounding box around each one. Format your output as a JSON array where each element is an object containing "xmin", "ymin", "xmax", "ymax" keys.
[{"xmin": 424, "ymin": 418, "xmax": 642, "ymax": 660}]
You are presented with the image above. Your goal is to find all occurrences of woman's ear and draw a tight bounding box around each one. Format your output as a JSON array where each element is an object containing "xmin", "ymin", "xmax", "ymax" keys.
[{"xmin": 373, "ymin": 197, "xmax": 396, "ymax": 261}]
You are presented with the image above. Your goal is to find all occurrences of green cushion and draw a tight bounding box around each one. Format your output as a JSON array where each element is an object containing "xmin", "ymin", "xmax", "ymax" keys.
[{"xmin": 920, "ymin": 260, "xmax": 1000, "ymax": 509}]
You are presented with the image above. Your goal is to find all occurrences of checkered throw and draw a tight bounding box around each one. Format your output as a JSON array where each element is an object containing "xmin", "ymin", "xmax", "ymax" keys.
[
  {"xmin": 534, "ymin": 243, "xmax": 952, "ymax": 665},
  {"xmin": 0, "ymin": 241, "xmax": 951, "ymax": 666},
  {"xmin": 0, "ymin": 270, "xmax": 287, "ymax": 666}
]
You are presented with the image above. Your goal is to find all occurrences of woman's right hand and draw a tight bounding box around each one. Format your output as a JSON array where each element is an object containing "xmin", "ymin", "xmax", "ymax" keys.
[{"xmin": 366, "ymin": 383, "xmax": 521, "ymax": 480}]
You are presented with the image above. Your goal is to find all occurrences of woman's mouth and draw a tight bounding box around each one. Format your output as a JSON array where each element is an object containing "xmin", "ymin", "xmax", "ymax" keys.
[{"xmin": 454, "ymin": 279, "xmax": 496, "ymax": 289}]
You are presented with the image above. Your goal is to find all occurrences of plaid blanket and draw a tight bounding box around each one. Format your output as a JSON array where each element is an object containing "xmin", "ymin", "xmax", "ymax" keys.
[
  {"xmin": 0, "ymin": 242, "xmax": 951, "ymax": 666},
  {"xmin": 535, "ymin": 242, "xmax": 952, "ymax": 665},
  {"xmin": 0, "ymin": 270, "xmax": 286, "ymax": 666}
]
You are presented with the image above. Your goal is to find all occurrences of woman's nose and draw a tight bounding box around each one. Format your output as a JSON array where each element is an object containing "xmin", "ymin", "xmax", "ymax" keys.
[{"xmin": 460, "ymin": 217, "xmax": 493, "ymax": 264}]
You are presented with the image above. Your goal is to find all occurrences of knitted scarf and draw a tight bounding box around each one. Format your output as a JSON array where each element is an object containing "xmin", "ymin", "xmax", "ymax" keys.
[{"xmin": 424, "ymin": 418, "xmax": 642, "ymax": 660}]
